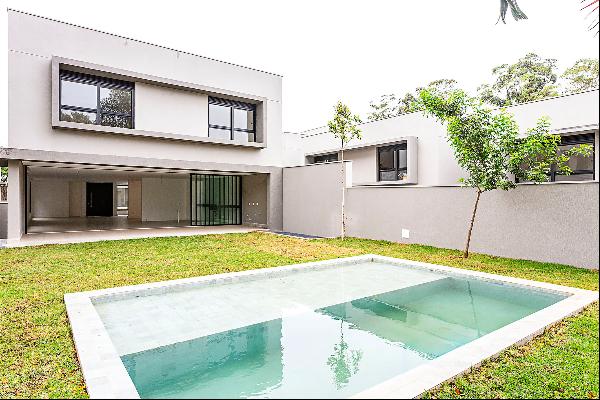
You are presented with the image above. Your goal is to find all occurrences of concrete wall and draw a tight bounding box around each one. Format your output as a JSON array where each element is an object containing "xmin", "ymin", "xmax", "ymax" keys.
[
  {"xmin": 69, "ymin": 181, "xmax": 84, "ymax": 217},
  {"xmin": 242, "ymin": 174, "xmax": 268, "ymax": 227},
  {"xmin": 282, "ymin": 162, "xmax": 346, "ymax": 237},
  {"xmin": 128, "ymin": 179, "xmax": 142, "ymax": 219},
  {"xmin": 30, "ymin": 179, "xmax": 70, "ymax": 218},
  {"xmin": 7, "ymin": 10, "xmax": 286, "ymax": 168},
  {"xmin": 0, "ymin": 203, "xmax": 7, "ymax": 239},
  {"xmin": 141, "ymin": 177, "xmax": 189, "ymax": 222},
  {"xmin": 282, "ymin": 163, "xmax": 599, "ymax": 269},
  {"xmin": 6, "ymin": 160, "xmax": 25, "ymax": 239}
]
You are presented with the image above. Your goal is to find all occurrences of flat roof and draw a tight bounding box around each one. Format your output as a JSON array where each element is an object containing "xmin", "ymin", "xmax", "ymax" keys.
[{"xmin": 7, "ymin": 8, "xmax": 283, "ymax": 78}]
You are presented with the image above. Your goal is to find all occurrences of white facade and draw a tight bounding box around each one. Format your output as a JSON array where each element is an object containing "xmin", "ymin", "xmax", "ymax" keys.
[
  {"xmin": 286, "ymin": 89, "xmax": 599, "ymax": 187},
  {"xmin": 1, "ymin": 9, "xmax": 286, "ymax": 240}
]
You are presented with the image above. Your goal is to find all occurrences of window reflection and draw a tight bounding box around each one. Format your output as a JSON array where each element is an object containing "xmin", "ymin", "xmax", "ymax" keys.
[
  {"xmin": 100, "ymin": 87, "xmax": 132, "ymax": 115},
  {"xmin": 208, "ymin": 97, "xmax": 256, "ymax": 142},
  {"xmin": 209, "ymin": 104, "xmax": 232, "ymax": 128},
  {"xmin": 61, "ymin": 80, "xmax": 97, "ymax": 109},
  {"xmin": 60, "ymin": 110, "xmax": 97, "ymax": 124},
  {"xmin": 378, "ymin": 143, "xmax": 408, "ymax": 181},
  {"xmin": 59, "ymin": 71, "xmax": 134, "ymax": 129}
]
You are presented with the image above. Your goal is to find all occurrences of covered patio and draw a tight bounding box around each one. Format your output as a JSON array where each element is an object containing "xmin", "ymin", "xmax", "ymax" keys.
[{"xmin": 2, "ymin": 160, "xmax": 273, "ymax": 246}]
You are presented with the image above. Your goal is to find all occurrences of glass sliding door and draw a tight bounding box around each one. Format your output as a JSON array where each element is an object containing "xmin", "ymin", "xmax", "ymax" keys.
[{"xmin": 191, "ymin": 174, "xmax": 242, "ymax": 226}]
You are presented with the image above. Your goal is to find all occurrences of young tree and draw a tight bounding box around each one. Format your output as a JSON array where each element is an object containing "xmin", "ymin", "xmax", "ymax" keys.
[
  {"xmin": 478, "ymin": 53, "xmax": 559, "ymax": 107},
  {"xmin": 562, "ymin": 58, "xmax": 599, "ymax": 93},
  {"xmin": 420, "ymin": 89, "xmax": 593, "ymax": 258},
  {"xmin": 327, "ymin": 101, "xmax": 362, "ymax": 239}
]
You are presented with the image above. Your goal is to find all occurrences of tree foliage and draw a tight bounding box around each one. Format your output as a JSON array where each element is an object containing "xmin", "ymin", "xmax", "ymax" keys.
[
  {"xmin": 328, "ymin": 101, "xmax": 362, "ymax": 148},
  {"xmin": 561, "ymin": 58, "xmax": 600, "ymax": 94},
  {"xmin": 368, "ymin": 79, "xmax": 458, "ymax": 121},
  {"xmin": 477, "ymin": 53, "xmax": 559, "ymax": 107},
  {"xmin": 327, "ymin": 101, "xmax": 362, "ymax": 240},
  {"xmin": 419, "ymin": 88, "xmax": 593, "ymax": 257}
]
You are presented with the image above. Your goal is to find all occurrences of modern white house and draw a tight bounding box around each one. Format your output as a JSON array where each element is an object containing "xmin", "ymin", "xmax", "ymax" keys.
[
  {"xmin": 1, "ymin": 9, "xmax": 598, "ymax": 269},
  {"xmin": 1, "ymin": 9, "xmax": 285, "ymax": 241}
]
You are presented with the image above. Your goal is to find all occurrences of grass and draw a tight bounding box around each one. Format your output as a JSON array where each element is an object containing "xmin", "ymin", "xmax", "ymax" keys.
[{"xmin": 0, "ymin": 232, "xmax": 597, "ymax": 398}]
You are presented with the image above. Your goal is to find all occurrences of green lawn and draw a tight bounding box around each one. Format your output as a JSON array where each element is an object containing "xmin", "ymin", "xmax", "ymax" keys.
[{"xmin": 0, "ymin": 232, "xmax": 597, "ymax": 398}]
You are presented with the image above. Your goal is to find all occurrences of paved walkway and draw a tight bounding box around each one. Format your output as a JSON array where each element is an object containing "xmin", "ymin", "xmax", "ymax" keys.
[{"xmin": 4, "ymin": 224, "xmax": 261, "ymax": 248}]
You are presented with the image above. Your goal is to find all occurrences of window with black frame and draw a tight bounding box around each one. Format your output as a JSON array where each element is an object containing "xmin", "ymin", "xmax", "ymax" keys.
[
  {"xmin": 208, "ymin": 97, "xmax": 256, "ymax": 142},
  {"xmin": 313, "ymin": 153, "xmax": 339, "ymax": 163},
  {"xmin": 517, "ymin": 133, "xmax": 595, "ymax": 183},
  {"xmin": 59, "ymin": 71, "xmax": 134, "ymax": 129},
  {"xmin": 378, "ymin": 143, "xmax": 408, "ymax": 181}
]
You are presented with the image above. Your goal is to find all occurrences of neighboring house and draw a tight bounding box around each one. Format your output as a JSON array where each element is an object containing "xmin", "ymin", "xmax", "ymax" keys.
[
  {"xmin": 280, "ymin": 91, "xmax": 598, "ymax": 269},
  {"xmin": 286, "ymin": 90, "xmax": 599, "ymax": 187},
  {"xmin": 0, "ymin": 9, "xmax": 285, "ymax": 241}
]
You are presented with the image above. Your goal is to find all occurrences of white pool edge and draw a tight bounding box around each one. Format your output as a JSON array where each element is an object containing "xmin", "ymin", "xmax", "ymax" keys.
[{"xmin": 64, "ymin": 254, "xmax": 599, "ymax": 399}]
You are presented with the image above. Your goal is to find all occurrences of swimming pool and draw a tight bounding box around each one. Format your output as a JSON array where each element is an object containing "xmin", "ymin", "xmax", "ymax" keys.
[{"xmin": 65, "ymin": 255, "xmax": 598, "ymax": 399}]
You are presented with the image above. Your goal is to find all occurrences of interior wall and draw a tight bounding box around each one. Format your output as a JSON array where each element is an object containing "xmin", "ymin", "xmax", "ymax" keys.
[
  {"xmin": 141, "ymin": 177, "xmax": 189, "ymax": 222},
  {"xmin": 128, "ymin": 179, "xmax": 142, "ymax": 219},
  {"xmin": 69, "ymin": 180, "xmax": 83, "ymax": 217},
  {"xmin": 242, "ymin": 174, "xmax": 268, "ymax": 227},
  {"xmin": 31, "ymin": 179, "xmax": 69, "ymax": 218}
]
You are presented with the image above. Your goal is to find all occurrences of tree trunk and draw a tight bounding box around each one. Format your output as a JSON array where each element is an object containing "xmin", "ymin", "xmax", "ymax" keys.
[
  {"xmin": 464, "ymin": 189, "xmax": 482, "ymax": 258},
  {"xmin": 340, "ymin": 148, "xmax": 346, "ymax": 240}
]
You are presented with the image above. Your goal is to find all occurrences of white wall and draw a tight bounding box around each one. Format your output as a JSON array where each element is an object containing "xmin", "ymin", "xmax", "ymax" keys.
[
  {"xmin": 141, "ymin": 177, "xmax": 189, "ymax": 222},
  {"xmin": 7, "ymin": 10, "xmax": 286, "ymax": 168},
  {"xmin": 135, "ymin": 83, "xmax": 208, "ymax": 137},
  {"xmin": 283, "ymin": 162, "xmax": 345, "ymax": 237},
  {"xmin": 31, "ymin": 179, "xmax": 69, "ymax": 218},
  {"xmin": 0, "ymin": 9, "xmax": 8, "ymax": 147}
]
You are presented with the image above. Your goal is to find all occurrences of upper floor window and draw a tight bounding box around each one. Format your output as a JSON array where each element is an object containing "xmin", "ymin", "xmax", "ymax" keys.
[
  {"xmin": 552, "ymin": 133, "xmax": 595, "ymax": 182},
  {"xmin": 517, "ymin": 132, "xmax": 596, "ymax": 183},
  {"xmin": 59, "ymin": 71, "xmax": 134, "ymax": 129},
  {"xmin": 378, "ymin": 143, "xmax": 407, "ymax": 181},
  {"xmin": 208, "ymin": 97, "xmax": 256, "ymax": 142},
  {"xmin": 312, "ymin": 153, "xmax": 339, "ymax": 164}
]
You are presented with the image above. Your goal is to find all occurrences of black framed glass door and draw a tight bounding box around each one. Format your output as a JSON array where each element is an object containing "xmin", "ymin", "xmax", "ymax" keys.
[{"xmin": 191, "ymin": 174, "xmax": 242, "ymax": 226}]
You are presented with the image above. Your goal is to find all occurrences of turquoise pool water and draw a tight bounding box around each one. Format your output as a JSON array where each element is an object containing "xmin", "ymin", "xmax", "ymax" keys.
[{"xmin": 118, "ymin": 272, "xmax": 566, "ymax": 398}]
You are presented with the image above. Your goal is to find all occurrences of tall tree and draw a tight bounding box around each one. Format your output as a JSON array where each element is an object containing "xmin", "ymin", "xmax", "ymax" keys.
[
  {"xmin": 478, "ymin": 53, "xmax": 559, "ymax": 107},
  {"xmin": 327, "ymin": 101, "xmax": 362, "ymax": 239},
  {"xmin": 561, "ymin": 58, "xmax": 600, "ymax": 93},
  {"xmin": 368, "ymin": 79, "xmax": 458, "ymax": 121},
  {"xmin": 420, "ymin": 88, "xmax": 592, "ymax": 258}
]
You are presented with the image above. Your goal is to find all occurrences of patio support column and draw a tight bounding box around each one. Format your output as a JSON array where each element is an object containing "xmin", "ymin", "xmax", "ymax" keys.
[
  {"xmin": 266, "ymin": 169, "xmax": 283, "ymax": 231},
  {"xmin": 7, "ymin": 159, "xmax": 25, "ymax": 240}
]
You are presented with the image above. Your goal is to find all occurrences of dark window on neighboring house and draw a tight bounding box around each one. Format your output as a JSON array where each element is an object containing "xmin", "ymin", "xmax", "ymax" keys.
[
  {"xmin": 517, "ymin": 133, "xmax": 595, "ymax": 183},
  {"xmin": 378, "ymin": 143, "xmax": 407, "ymax": 181},
  {"xmin": 208, "ymin": 97, "xmax": 256, "ymax": 142},
  {"xmin": 313, "ymin": 153, "xmax": 339, "ymax": 163},
  {"xmin": 59, "ymin": 71, "xmax": 134, "ymax": 129}
]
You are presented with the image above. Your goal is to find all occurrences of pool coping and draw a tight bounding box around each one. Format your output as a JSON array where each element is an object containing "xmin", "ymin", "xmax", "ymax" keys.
[{"xmin": 64, "ymin": 254, "xmax": 599, "ymax": 399}]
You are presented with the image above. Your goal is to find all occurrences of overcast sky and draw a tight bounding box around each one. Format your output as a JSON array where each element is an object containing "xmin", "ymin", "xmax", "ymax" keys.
[{"xmin": 5, "ymin": 0, "xmax": 599, "ymax": 132}]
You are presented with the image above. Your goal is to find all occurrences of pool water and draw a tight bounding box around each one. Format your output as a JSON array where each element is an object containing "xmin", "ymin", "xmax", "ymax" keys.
[{"xmin": 95, "ymin": 262, "xmax": 566, "ymax": 398}]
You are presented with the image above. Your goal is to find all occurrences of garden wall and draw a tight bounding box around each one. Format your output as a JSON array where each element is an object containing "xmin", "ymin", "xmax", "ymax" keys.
[{"xmin": 282, "ymin": 163, "xmax": 599, "ymax": 269}]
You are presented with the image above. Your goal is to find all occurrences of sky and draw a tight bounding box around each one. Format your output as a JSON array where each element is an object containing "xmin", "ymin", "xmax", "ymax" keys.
[{"xmin": 3, "ymin": 0, "xmax": 599, "ymax": 133}]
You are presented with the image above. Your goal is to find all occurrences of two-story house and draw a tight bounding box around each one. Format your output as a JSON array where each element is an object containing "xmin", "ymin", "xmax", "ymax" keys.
[{"xmin": 1, "ymin": 9, "xmax": 285, "ymax": 242}]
